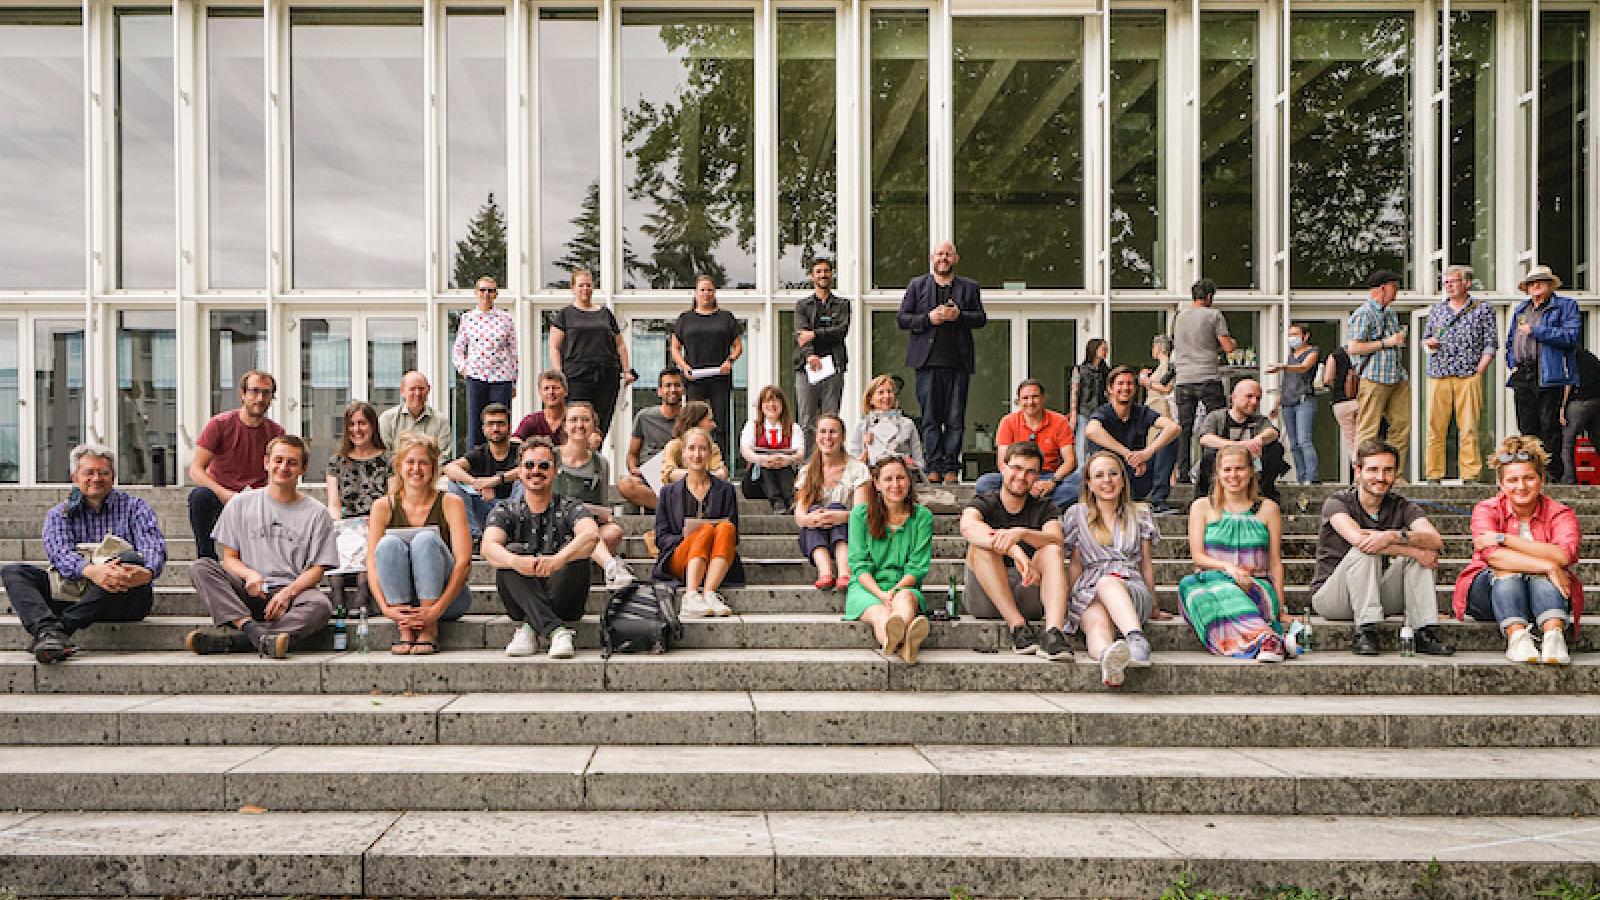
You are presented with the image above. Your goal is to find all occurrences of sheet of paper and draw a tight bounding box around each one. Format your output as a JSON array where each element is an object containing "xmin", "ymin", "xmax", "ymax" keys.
[
  {"xmin": 805, "ymin": 354, "xmax": 838, "ymax": 385},
  {"xmin": 690, "ymin": 366, "xmax": 724, "ymax": 381},
  {"xmin": 639, "ymin": 451, "xmax": 666, "ymax": 494}
]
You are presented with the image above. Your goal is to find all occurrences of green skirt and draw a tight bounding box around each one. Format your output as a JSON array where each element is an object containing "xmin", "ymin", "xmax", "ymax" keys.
[{"xmin": 843, "ymin": 576, "xmax": 926, "ymax": 621}]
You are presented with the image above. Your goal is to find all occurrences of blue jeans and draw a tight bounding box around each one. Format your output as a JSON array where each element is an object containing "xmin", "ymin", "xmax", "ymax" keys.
[
  {"xmin": 974, "ymin": 472, "xmax": 1078, "ymax": 508},
  {"xmin": 1055, "ymin": 440, "xmax": 1176, "ymax": 508},
  {"xmin": 1489, "ymin": 572, "xmax": 1570, "ymax": 634},
  {"xmin": 446, "ymin": 480, "xmax": 500, "ymax": 539},
  {"xmin": 465, "ymin": 377, "xmax": 514, "ymax": 449},
  {"xmin": 1282, "ymin": 400, "xmax": 1320, "ymax": 484},
  {"xmin": 373, "ymin": 531, "xmax": 471, "ymax": 621},
  {"xmin": 915, "ymin": 367, "xmax": 970, "ymax": 477}
]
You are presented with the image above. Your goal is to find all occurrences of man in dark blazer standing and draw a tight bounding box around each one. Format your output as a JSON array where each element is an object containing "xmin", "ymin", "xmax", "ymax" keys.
[{"xmin": 897, "ymin": 241, "xmax": 988, "ymax": 483}]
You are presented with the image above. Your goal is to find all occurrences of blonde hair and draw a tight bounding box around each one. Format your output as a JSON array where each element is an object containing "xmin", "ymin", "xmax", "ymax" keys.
[
  {"xmin": 1208, "ymin": 445, "xmax": 1259, "ymax": 514},
  {"xmin": 861, "ymin": 374, "xmax": 899, "ymax": 415},
  {"xmin": 389, "ymin": 431, "xmax": 441, "ymax": 494},
  {"xmin": 1078, "ymin": 451, "xmax": 1136, "ymax": 547},
  {"xmin": 681, "ymin": 426, "xmax": 715, "ymax": 466},
  {"xmin": 1492, "ymin": 434, "xmax": 1550, "ymax": 481}
]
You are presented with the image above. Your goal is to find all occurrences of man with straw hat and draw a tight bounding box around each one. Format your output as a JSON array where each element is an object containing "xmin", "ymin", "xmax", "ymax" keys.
[{"xmin": 1507, "ymin": 265, "xmax": 1580, "ymax": 482}]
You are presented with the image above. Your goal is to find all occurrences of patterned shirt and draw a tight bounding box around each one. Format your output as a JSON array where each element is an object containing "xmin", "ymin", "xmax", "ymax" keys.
[
  {"xmin": 1059, "ymin": 503, "xmax": 1157, "ymax": 628},
  {"xmin": 485, "ymin": 493, "xmax": 594, "ymax": 557},
  {"xmin": 452, "ymin": 308, "xmax": 518, "ymax": 383},
  {"xmin": 41, "ymin": 489, "xmax": 168, "ymax": 581},
  {"xmin": 1423, "ymin": 298, "xmax": 1497, "ymax": 379},
  {"xmin": 1347, "ymin": 298, "xmax": 1407, "ymax": 385}
]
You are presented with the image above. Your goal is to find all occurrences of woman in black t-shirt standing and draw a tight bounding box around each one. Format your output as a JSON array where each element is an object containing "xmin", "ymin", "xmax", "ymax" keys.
[
  {"xmin": 1323, "ymin": 347, "xmax": 1359, "ymax": 466},
  {"xmin": 549, "ymin": 269, "xmax": 635, "ymax": 438},
  {"xmin": 671, "ymin": 275, "xmax": 744, "ymax": 457}
]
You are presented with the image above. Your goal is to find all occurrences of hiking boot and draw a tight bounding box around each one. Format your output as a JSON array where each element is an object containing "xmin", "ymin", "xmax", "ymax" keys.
[
  {"xmin": 1350, "ymin": 626, "xmax": 1382, "ymax": 656},
  {"xmin": 547, "ymin": 626, "xmax": 576, "ymax": 660},
  {"xmin": 1036, "ymin": 627, "xmax": 1072, "ymax": 661},
  {"xmin": 1010, "ymin": 623, "xmax": 1040, "ymax": 655},
  {"xmin": 30, "ymin": 626, "xmax": 71, "ymax": 664},
  {"xmin": 185, "ymin": 626, "xmax": 245, "ymax": 655},
  {"xmin": 1414, "ymin": 624, "xmax": 1455, "ymax": 657}
]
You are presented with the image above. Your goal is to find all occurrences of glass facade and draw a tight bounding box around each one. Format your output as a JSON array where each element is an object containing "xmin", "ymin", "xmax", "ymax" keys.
[{"xmin": 0, "ymin": 4, "xmax": 1593, "ymax": 484}]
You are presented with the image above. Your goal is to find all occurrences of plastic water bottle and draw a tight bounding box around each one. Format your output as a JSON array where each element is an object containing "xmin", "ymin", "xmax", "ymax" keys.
[
  {"xmin": 1299, "ymin": 610, "xmax": 1314, "ymax": 653},
  {"xmin": 1398, "ymin": 626, "xmax": 1416, "ymax": 658},
  {"xmin": 332, "ymin": 606, "xmax": 348, "ymax": 651},
  {"xmin": 356, "ymin": 606, "xmax": 370, "ymax": 654},
  {"xmin": 946, "ymin": 574, "xmax": 961, "ymax": 619}
]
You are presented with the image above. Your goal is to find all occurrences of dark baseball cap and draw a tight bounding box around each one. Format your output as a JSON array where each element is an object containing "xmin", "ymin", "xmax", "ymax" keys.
[{"xmin": 1367, "ymin": 269, "xmax": 1403, "ymax": 288}]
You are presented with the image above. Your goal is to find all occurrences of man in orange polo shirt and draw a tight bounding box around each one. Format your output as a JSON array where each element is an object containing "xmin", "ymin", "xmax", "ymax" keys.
[{"xmin": 973, "ymin": 379, "xmax": 1078, "ymax": 506}]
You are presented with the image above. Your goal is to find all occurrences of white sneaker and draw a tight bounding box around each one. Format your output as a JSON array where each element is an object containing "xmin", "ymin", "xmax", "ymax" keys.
[
  {"xmin": 1100, "ymin": 640, "xmax": 1132, "ymax": 687},
  {"xmin": 1541, "ymin": 629, "xmax": 1571, "ymax": 666},
  {"xmin": 1505, "ymin": 629, "xmax": 1540, "ymax": 664},
  {"xmin": 705, "ymin": 591, "xmax": 733, "ymax": 617},
  {"xmin": 679, "ymin": 590, "xmax": 714, "ymax": 618},
  {"xmin": 547, "ymin": 626, "xmax": 576, "ymax": 660},
  {"xmin": 505, "ymin": 623, "xmax": 537, "ymax": 657},
  {"xmin": 604, "ymin": 558, "xmax": 636, "ymax": 591}
]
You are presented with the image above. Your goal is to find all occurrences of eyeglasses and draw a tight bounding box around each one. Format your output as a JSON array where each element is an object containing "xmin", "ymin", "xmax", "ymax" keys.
[
  {"xmin": 243, "ymin": 387, "xmax": 274, "ymax": 397},
  {"xmin": 477, "ymin": 287, "xmax": 498, "ymax": 294},
  {"xmin": 520, "ymin": 460, "xmax": 553, "ymax": 471},
  {"xmin": 1496, "ymin": 452, "xmax": 1534, "ymax": 464}
]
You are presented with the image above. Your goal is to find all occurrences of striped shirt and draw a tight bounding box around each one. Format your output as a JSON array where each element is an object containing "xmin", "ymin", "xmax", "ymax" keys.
[
  {"xmin": 41, "ymin": 489, "xmax": 167, "ymax": 581},
  {"xmin": 1060, "ymin": 503, "xmax": 1156, "ymax": 611},
  {"xmin": 1347, "ymin": 298, "xmax": 1407, "ymax": 385}
]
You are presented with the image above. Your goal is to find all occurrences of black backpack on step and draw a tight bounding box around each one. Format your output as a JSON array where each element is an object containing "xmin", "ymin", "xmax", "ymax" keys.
[{"xmin": 601, "ymin": 581, "xmax": 682, "ymax": 657}]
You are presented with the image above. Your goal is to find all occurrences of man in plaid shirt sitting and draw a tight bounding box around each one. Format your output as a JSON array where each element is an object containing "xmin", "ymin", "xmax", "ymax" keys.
[{"xmin": 2, "ymin": 444, "xmax": 167, "ymax": 663}]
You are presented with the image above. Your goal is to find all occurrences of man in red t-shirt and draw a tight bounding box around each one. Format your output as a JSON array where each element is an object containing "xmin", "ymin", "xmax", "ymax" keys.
[
  {"xmin": 973, "ymin": 379, "xmax": 1078, "ymax": 506},
  {"xmin": 187, "ymin": 370, "xmax": 285, "ymax": 559}
]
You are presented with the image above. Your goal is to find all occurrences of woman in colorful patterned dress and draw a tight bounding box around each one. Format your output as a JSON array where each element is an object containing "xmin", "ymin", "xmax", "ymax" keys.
[{"xmin": 1178, "ymin": 445, "xmax": 1291, "ymax": 661}]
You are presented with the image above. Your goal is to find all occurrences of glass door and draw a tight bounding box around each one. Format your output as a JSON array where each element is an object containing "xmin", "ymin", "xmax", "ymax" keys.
[
  {"xmin": 0, "ymin": 319, "xmax": 18, "ymax": 483},
  {"xmin": 34, "ymin": 318, "xmax": 85, "ymax": 483},
  {"xmin": 294, "ymin": 316, "xmax": 352, "ymax": 475},
  {"xmin": 115, "ymin": 310, "xmax": 178, "ymax": 485},
  {"xmin": 365, "ymin": 318, "xmax": 418, "ymax": 417}
]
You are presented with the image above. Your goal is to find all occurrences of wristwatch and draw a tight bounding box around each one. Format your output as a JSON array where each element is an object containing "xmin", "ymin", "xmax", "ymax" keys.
[
  {"xmin": 1491, "ymin": 532, "xmax": 1507, "ymax": 546},
  {"xmin": 1398, "ymin": 528, "xmax": 1410, "ymax": 545}
]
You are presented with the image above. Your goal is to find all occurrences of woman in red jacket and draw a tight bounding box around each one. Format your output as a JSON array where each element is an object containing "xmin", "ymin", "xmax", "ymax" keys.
[{"xmin": 1456, "ymin": 436, "xmax": 1583, "ymax": 666}]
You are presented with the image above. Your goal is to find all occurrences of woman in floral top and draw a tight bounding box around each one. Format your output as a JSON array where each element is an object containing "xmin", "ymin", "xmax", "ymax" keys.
[{"xmin": 453, "ymin": 275, "xmax": 518, "ymax": 449}]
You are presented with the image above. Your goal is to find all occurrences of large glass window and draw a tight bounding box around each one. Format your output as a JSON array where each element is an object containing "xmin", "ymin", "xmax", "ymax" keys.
[
  {"xmin": 367, "ymin": 318, "xmax": 418, "ymax": 415},
  {"xmin": 0, "ymin": 321, "xmax": 17, "ymax": 482},
  {"xmin": 1290, "ymin": 12, "xmax": 1412, "ymax": 289},
  {"xmin": 1200, "ymin": 12, "xmax": 1257, "ymax": 289},
  {"xmin": 206, "ymin": 12, "xmax": 265, "ymax": 290},
  {"xmin": 870, "ymin": 11, "xmax": 929, "ymax": 289},
  {"xmin": 115, "ymin": 11, "xmax": 175, "ymax": 290},
  {"xmin": 116, "ymin": 310, "xmax": 177, "ymax": 485},
  {"xmin": 447, "ymin": 10, "xmax": 506, "ymax": 290},
  {"xmin": 539, "ymin": 11, "xmax": 600, "ymax": 288},
  {"xmin": 953, "ymin": 17, "xmax": 1084, "ymax": 289},
  {"xmin": 777, "ymin": 11, "xmax": 838, "ymax": 289},
  {"xmin": 35, "ymin": 319, "xmax": 84, "ymax": 483},
  {"xmin": 0, "ymin": 11, "xmax": 83, "ymax": 290},
  {"xmin": 300, "ymin": 317, "xmax": 351, "ymax": 474},
  {"xmin": 620, "ymin": 11, "xmax": 755, "ymax": 290},
  {"xmin": 290, "ymin": 10, "xmax": 424, "ymax": 289},
  {"xmin": 1540, "ymin": 11, "xmax": 1588, "ymax": 290},
  {"xmin": 208, "ymin": 309, "xmax": 266, "ymax": 416},
  {"xmin": 1443, "ymin": 11, "xmax": 1494, "ymax": 288},
  {"xmin": 1110, "ymin": 12, "xmax": 1165, "ymax": 289}
]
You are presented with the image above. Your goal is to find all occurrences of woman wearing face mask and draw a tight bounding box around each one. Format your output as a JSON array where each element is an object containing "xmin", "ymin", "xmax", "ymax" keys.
[{"xmin": 1267, "ymin": 323, "xmax": 1321, "ymax": 484}]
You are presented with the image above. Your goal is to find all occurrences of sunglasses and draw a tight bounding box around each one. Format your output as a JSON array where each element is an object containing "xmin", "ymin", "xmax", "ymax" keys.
[
  {"xmin": 520, "ymin": 460, "xmax": 553, "ymax": 471},
  {"xmin": 1496, "ymin": 452, "xmax": 1535, "ymax": 464},
  {"xmin": 477, "ymin": 287, "xmax": 499, "ymax": 294}
]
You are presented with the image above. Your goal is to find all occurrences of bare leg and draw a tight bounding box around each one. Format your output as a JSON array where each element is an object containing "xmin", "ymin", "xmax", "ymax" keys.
[
  {"xmin": 833, "ymin": 542, "xmax": 850, "ymax": 580},
  {"xmin": 617, "ymin": 476, "xmax": 657, "ymax": 511},
  {"xmin": 1094, "ymin": 576, "xmax": 1146, "ymax": 635},
  {"xmin": 684, "ymin": 557, "xmax": 708, "ymax": 594},
  {"xmin": 811, "ymin": 547, "xmax": 835, "ymax": 582},
  {"xmin": 860, "ymin": 603, "xmax": 893, "ymax": 646},
  {"xmin": 1033, "ymin": 544, "xmax": 1069, "ymax": 631},
  {"xmin": 1080, "ymin": 602, "xmax": 1117, "ymax": 659},
  {"xmin": 889, "ymin": 591, "xmax": 920, "ymax": 621},
  {"xmin": 966, "ymin": 546, "xmax": 1025, "ymax": 627},
  {"xmin": 703, "ymin": 556, "xmax": 733, "ymax": 594}
]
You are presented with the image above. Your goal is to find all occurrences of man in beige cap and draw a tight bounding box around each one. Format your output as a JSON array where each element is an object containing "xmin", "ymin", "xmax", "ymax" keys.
[
  {"xmin": 1345, "ymin": 270, "xmax": 1410, "ymax": 476},
  {"xmin": 1507, "ymin": 265, "xmax": 1581, "ymax": 481}
]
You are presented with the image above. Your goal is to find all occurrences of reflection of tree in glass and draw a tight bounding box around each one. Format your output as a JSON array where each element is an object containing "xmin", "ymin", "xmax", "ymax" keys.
[
  {"xmin": 452, "ymin": 192, "xmax": 507, "ymax": 289},
  {"xmin": 622, "ymin": 20, "xmax": 754, "ymax": 289},
  {"xmin": 1290, "ymin": 14, "xmax": 1411, "ymax": 288},
  {"xmin": 1110, "ymin": 14, "xmax": 1164, "ymax": 289},
  {"xmin": 777, "ymin": 32, "xmax": 837, "ymax": 289},
  {"xmin": 549, "ymin": 181, "xmax": 642, "ymax": 288}
]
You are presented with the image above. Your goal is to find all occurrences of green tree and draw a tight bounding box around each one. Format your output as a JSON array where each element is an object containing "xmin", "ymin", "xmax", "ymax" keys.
[
  {"xmin": 551, "ymin": 181, "xmax": 602, "ymax": 286},
  {"xmin": 452, "ymin": 192, "xmax": 508, "ymax": 289}
]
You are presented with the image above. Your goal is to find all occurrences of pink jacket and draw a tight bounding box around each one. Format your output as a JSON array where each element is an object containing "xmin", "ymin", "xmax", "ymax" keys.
[{"xmin": 1454, "ymin": 493, "xmax": 1584, "ymax": 626}]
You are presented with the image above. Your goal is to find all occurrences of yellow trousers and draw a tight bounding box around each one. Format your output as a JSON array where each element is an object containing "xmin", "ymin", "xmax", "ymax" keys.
[
  {"xmin": 1355, "ymin": 378, "xmax": 1411, "ymax": 468},
  {"xmin": 1425, "ymin": 375, "xmax": 1484, "ymax": 481}
]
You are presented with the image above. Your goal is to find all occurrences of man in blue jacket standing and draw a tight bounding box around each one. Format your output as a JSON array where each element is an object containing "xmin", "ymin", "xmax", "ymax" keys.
[
  {"xmin": 1508, "ymin": 265, "xmax": 1580, "ymax": 482},
  {"xmin": 897, "ymin": 241, "xmax": 988, "ymax": 483}
]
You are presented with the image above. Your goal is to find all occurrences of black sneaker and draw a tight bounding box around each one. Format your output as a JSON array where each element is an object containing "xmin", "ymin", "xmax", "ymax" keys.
[
  {"xmin": 1414, "ymin": 625, "xmax": 1456, "ymax": 657},
  {"xmin": 255, "ymin": 632, "xmax": 291, "ymax": 659},
  {"xmin": 1149, "ymin": 502, "xmax": 1178, "ymax": 516},
  {"xmin": 1036, "ymin": 627, "xmax": 1072, "ymax": 661},
  {"xmin": 1350, "ymin": 626, "xmax": 1382, "ymax": 656},
  {"xmin": 1010, "ymin": 623, "xmax": 1040, "ymax": 655},
  {"xmin": 185, "ymin": 626, "xmax": 244, "ymax": 655},
  {"xmin": 29, "ymin": 626, "xmax": 71, "ymax": 664}
]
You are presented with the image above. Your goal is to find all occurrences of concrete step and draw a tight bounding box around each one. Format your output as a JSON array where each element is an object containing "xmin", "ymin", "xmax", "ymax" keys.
[
  {"xmin": 5, "ymin": 648, "xmax": 1599, "ymax": 696},
  {"xmin": 0, "ymin": 809, "xmax": 1594, "ymax": 897},
  {"xmin": 4, "ymin": 743, "xmax": 1600, "ymax": 816},
  {"xmin": 0, "ymin": 613, "xmax": 1579, "ymax": 654},
  {"xmin": 3, "ymin": 691, "xmax": 1596, "ymax": 748}
]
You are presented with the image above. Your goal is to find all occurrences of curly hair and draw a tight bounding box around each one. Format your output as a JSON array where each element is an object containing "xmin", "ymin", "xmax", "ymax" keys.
[{"xmin": 1492, "ymin": 434, "xmax": 1550, "ymax": 481}]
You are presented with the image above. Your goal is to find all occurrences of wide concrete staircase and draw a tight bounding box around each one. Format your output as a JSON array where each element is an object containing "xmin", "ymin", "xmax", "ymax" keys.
[{"xmin": 2, "ymin": 483, "xmax": 1600, "ymax": 898}]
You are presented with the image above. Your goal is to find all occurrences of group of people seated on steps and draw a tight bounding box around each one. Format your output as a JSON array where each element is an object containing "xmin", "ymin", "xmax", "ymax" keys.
[{"xmin": 1, "ymin": 351, "xmax": 1587, "ymax": 679}]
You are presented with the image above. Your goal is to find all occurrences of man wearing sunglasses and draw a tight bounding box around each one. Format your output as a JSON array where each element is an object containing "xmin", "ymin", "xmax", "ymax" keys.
[
  {"xmin": 482, "ymin": 438, "xmax": 601, "ymax": 659},
  {"xmin": 187, "ymin": 370, "xmax": 284, "ymax": 561}
]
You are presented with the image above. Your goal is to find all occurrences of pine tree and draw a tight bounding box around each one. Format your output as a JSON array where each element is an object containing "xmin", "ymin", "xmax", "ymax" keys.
[
  {"xmin": 453, "ymin": 192, "xmax": 508, "ymax": 289},
  {"xmin": 551, "ymin": 181, "xmax": 602, "ymax": 286}
]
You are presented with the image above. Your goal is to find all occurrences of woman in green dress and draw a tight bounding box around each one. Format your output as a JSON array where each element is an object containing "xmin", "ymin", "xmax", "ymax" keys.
[
  {"xmin": 846, "ymin": 455, "xmax": 934, "ymax": 664},
  {"xmin": 1178, "ymin": 445, "xmax": 1292, "ymax": 661}
]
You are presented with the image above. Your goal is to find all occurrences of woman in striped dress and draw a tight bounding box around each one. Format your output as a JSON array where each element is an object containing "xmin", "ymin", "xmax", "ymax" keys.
[
  {"xmin": 1060, "ymin": 451, "xmax": 1158, "ymax": 687},
  {"xmin": 1178, "ymin": 445, "xmax": 1290, "ymax": 661}
]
